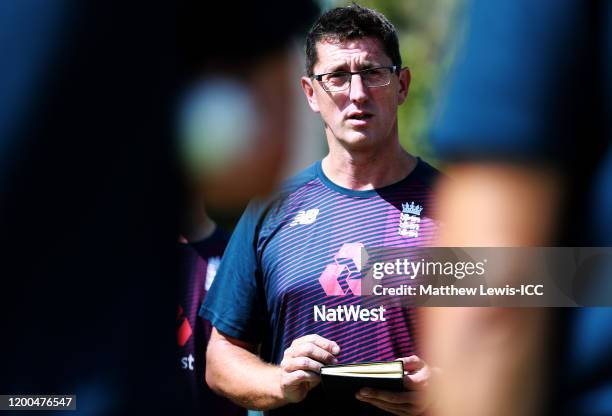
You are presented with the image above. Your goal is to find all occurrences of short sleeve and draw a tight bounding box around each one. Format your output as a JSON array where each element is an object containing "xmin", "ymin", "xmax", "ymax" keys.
[{"xmin": 199, "ymin": 200, "xmax": 268, "ymax": 344}]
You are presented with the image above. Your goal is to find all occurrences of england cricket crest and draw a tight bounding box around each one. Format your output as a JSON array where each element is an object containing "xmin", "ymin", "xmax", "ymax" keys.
[{"xmin": 398, "ymin": 201, "xmax": 422, "ymax": 238}]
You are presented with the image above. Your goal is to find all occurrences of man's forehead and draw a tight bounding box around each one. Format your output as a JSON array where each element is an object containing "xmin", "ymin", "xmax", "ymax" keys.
[{"xmin": 314, "ymin": 37, "xmax": 389, "ymax": 69}]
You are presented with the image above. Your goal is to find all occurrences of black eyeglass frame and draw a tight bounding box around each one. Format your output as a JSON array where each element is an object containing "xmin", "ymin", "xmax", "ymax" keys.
[{"xmin": 311, "ymin": 65, "xmax": 401, "ymax": 90}]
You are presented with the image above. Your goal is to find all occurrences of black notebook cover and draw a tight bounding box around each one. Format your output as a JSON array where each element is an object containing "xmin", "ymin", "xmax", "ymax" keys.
[{"xmin": 320, "ymin": 360, "xmax": 405, "ymax": 406}]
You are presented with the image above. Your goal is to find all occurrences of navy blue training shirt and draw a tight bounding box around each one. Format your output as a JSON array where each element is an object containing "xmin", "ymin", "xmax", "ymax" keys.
[{"xmin": 201, "ymin": 158, "xmax": 441, "ymax": 415}]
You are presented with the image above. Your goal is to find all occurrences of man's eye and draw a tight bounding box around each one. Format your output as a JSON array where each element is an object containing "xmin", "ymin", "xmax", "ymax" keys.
[
  {"xmin": 328, "ymin": 72, "xmax": 348, "ymax": 79},
  {"xmin": 364, "ymin": 68, "xmax": 384, "ymax": 76}
]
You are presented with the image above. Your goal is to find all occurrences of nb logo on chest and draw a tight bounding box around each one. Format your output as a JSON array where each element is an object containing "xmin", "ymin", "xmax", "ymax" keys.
[{"xmin": 289, "ymin": 208, "xmax": 319, "ymax": 226}]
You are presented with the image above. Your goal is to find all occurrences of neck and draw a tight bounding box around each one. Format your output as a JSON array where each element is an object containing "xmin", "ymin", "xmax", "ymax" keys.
[
  {"xmin": 322, "ymin": 140, "xmax": 417, "ymax": 190},
  {"xmin": 179, "ymin": 203, "xmax": 217, "ymax": 243}
]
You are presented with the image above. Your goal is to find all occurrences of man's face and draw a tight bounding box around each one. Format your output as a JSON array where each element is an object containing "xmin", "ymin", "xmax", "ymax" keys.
[{"xmin": 301, "ymin": 37, "xmax": 410, "ymax": 150}]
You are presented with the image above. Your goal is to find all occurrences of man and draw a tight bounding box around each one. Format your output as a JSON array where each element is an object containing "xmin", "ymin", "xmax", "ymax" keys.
[{"xmin": 202, "ymin": 5, "xmax": 440, "ymax": 415}]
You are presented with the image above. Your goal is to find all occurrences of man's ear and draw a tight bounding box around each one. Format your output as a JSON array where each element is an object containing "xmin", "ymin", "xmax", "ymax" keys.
[
  {"xmin": 397, "ymin": 68, "xmax": 411, "ymax": 105},
  {"xmin": 301, "ymin": 76, "xmax": 320, "ymax": 113}
]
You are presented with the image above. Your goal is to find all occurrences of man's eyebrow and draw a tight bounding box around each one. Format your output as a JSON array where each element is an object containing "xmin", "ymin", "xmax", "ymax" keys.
[
  {"xmin": 321, "ymin": 59, "xmax": 386, "ymax": 73},
  {"xmin": 324, "ymin": 61, "xmax": 383, "ymax": 73},
  {"xmin": 359, "ymin": 61, "xmax": 381, "ymax": 69},
  {"xmin": 324, "ymin": 63, "xmax": 349, "ymax": 73}
]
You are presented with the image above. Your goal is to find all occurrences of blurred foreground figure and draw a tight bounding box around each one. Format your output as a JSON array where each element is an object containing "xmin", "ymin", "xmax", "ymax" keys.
[
  {"xmin": 428, "ymin": 1, "xmax": 611, "ymax": 416},
  {"xmin": 0, "ymin": 2, "xmax": 179, "ymax": 414},
  {"xmin": 177, "ymin": 2, "xmax": 317, "ymax": 415},
  {"xmin": 179, "ymin": 2, "xmax": 317, "ymax": 216},
  {"xmin": 0, "ymin": 1, "xmax": 316, "ymax": 415}
]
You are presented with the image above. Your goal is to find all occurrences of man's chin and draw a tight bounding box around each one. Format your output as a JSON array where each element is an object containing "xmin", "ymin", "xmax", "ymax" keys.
[
  {"xmin": 343, "ymin": 131, "xmax": 374, "ymax": 145},
  {"xmin": 338, "ymin": 133, "xmax": 377, "ymax": 149}
]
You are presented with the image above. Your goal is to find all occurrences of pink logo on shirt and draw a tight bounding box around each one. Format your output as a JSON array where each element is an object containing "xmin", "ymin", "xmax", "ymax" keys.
[{"xmin": 319, "ymin": 243, "xmax": 366, "ymax": 296}]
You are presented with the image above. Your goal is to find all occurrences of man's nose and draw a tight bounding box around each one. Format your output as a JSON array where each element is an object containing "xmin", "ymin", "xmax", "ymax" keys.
[{"xmin": 349, "ymin": 73, "xmax": 368, "ymax": 103}]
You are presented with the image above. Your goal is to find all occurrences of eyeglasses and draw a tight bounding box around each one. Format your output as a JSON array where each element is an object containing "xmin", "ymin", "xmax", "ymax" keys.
[{"xmin": 312, "ymin": 65, "xmax": 399, "ymax": 92}]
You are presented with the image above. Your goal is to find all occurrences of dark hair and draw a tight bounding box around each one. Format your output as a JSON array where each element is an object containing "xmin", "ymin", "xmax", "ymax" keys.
[{"xmin": 305, "ymin": 3, "xmax": 401, "ymax": 77}]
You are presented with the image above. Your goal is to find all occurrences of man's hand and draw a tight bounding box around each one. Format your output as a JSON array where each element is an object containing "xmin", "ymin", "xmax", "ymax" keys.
[
  {"xmin": 279, "ymin": 334, "xmax": 340, "ymax": 403},
  {"xmin": 355, "ymin": 355, "xmax": 436, "ymax": 416}
]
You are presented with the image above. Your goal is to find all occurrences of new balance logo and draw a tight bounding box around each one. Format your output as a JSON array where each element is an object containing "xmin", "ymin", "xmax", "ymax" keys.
[{"xmin": 290, "ymin": 208, "xmax": 319, "ymax": 226}]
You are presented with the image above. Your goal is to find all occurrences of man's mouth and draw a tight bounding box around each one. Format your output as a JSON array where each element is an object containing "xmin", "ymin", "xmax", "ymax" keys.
[{"xmin": 347, "ymin": 112, "xmax": 373, "ymax": 121}]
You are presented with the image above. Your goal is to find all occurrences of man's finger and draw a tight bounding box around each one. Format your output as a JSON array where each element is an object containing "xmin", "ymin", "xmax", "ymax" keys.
[
  {"xmin": 403, "ymin": 372, "xmax": 428, "ymax": 391},
  {"xmin": 283, "ymin": 369, "xmax": 320, "ymax": 386},
  {"xmin": 281, "ymin": 356, "xmax": 324, "ymax": 373},
  {"xmin": 402, "ymin": 365, "xmax": 432, "ymax": 391},
  {"xmin": 292, "ymin": 334, "xmax": 340, "ymax": 354},
  {"xmin": 290, "ymin": 342, "xmax": 338, "ymax": 364},
  {"xmin": 356, "ymin": 388, "xmax": 417, "ymax": 404},
  {"xmin": 397, "ymin": 355, "xmax": 424, "ymax": 372}
]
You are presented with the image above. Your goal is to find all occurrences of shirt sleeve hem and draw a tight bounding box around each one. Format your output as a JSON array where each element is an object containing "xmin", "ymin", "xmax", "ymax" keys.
[{"xmin": 200, "ymin": 307, "xmax": 261, "ymax": 344}]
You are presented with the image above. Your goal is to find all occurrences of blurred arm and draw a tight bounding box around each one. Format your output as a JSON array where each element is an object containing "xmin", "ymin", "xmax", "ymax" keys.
[{"xmin": 426, "ymin": 163, "xmax": 560, "ymax": 416}]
